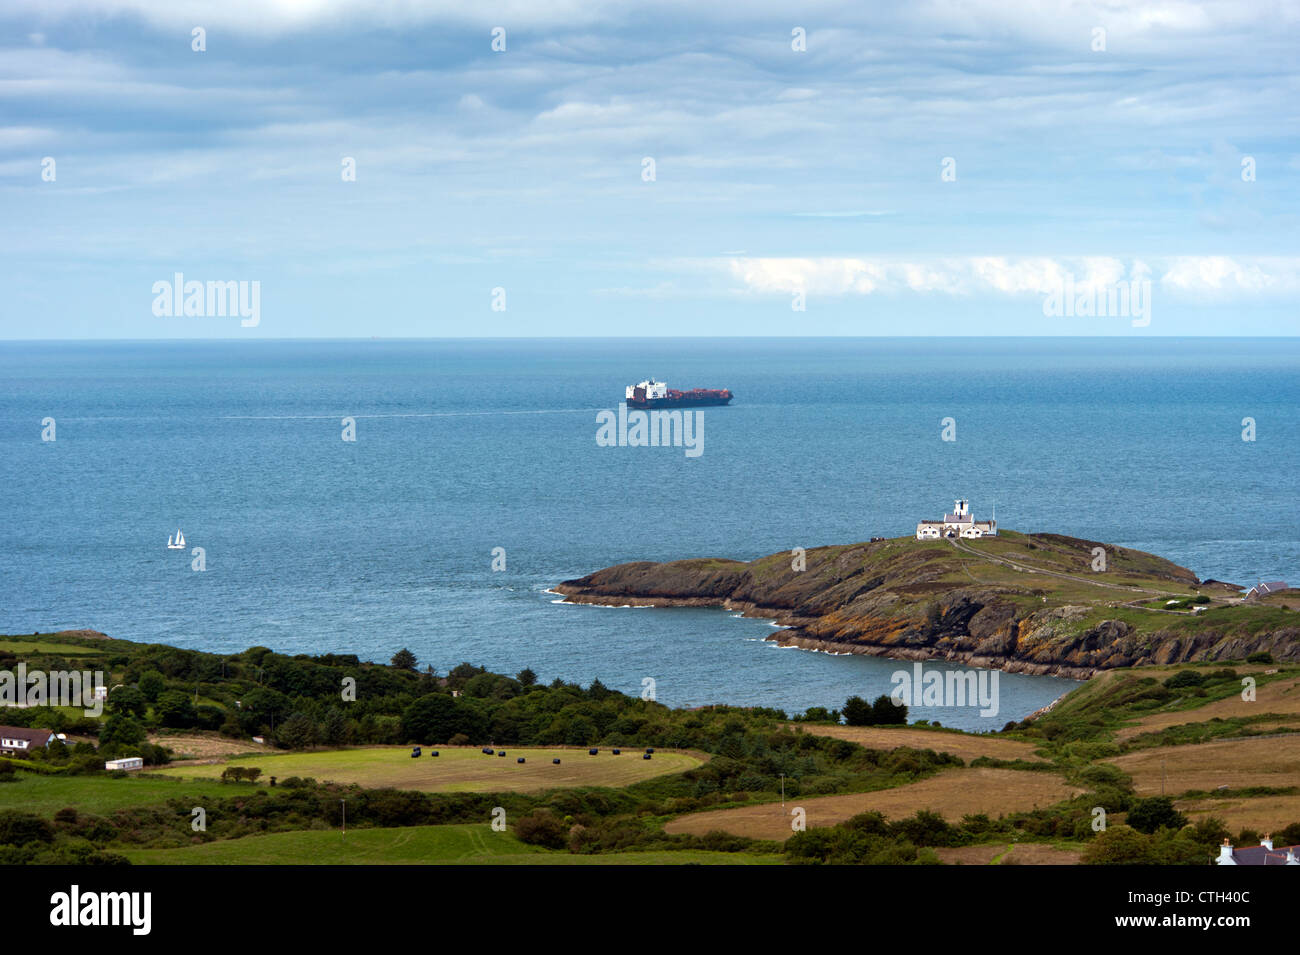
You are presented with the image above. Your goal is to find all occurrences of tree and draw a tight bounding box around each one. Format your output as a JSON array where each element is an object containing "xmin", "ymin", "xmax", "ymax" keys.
[
  {"xmin": 99, "ymin": 715, "xmax": 146, "ymax": 746},
  {"xmin": 137, "ymin": 670, "xmax": 165, "ymax": 703},
  {"xmin": 516, "ymin": 668, "xmax": 537, "ymax": 687},
  {"xmin": 401, "ymin": 694, "xmax": 485, "ymax": 743},
  {"xmin": 871, "ymin": 693, "xmax": 907, "ymax": 725},
  {"xmin": 107, "ymin": 686, "xmax": 147, "ymax": 718},
  {"xmin": 242, "ymin": 687, "xmax": 291, "ymax": 727},
  {"xmin": 275, "ymin": 713, "xmax": 319, "ymax": 750},
  {"xmin": 1126, "ymin": 796, "xmax": 1187, "ymax": 834},
  {"xmin": 154, "ymin": 690, "xmax": 196, "ymax": 729},
  {"xmin": 391, "ymin": 649, "xmax": 417, "ymax": 671},
  {"xmin": 319, "ymin": 708, "xmax": 349, "ymax": 746},
  {"xmin": 842, "ymin": 696, "xmax": 873, "ymax": 726}
]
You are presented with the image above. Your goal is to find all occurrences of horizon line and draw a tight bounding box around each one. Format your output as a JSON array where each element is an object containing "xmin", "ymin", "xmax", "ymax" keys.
[{"xmin": 5, "ymin": 334, "xmax": 1300, "ymax": 344}]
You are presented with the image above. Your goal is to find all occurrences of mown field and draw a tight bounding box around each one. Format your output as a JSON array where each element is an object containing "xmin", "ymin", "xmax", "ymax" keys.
[
  {"xmin": 121, "ymin": 824, "xmax": 780, "ymax": 865},
  {"xmin": 664, "ymin": 767, "xmax": 1083, "ymax": 842},
  {"xmin": 793, "ymin": 723, "xmax": 1047, "ymax": 762},
  {"xmin": 155, "ymin": 745, "xmax": 703, "ymax": 793}
]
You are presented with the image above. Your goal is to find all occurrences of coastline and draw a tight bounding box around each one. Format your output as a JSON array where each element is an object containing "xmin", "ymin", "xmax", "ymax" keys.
[{"xmin": 551, "ymin": 590, "xmax": 1099, "ymax": 681}]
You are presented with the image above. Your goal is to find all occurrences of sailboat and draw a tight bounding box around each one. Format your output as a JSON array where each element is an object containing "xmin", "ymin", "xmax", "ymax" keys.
[{"xmin": 167, "ymin": 529, "xmax": 186, "ymax": 550}]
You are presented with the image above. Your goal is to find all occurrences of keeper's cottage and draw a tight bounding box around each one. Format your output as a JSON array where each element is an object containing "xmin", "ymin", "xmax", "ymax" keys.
[{"xmin": 916, "ymin": 499, "xmax": 997, "ymax": 540}]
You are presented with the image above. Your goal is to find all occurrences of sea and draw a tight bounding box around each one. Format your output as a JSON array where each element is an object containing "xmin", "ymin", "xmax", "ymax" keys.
[{"xmin": 3, "ymin": 338, "xmax": 1298, "ymax": 731}]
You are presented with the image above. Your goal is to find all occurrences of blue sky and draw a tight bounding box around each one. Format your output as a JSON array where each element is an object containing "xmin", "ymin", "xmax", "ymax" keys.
[{"xmin": 2, "ymin": 0, "xmax": 1298, "ymax": 338}]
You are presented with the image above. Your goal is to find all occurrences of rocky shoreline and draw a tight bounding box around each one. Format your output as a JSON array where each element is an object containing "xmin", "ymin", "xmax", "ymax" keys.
[
  {"xmin": 554, "ymin": 590, "xmax": 1102, "ymax": 679},
  {"xmin": 552, "ymin": 533, "xmax": 1299, "ymax": 679}
]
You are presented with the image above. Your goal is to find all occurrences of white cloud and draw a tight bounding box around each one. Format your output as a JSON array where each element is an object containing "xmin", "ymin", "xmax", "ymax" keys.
[{"xmin": 719, "ymin": 255, "xmax": 1300, "ymax": 298}]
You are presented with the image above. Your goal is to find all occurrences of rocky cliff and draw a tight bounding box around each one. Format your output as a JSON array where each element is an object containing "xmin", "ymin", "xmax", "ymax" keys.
[{"xmin": 554, "ymin": 531, "xmax": 1299, "ymax": 678}]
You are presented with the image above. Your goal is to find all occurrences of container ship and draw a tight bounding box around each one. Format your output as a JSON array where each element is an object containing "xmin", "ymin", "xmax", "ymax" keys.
[{"xmin": 624, "ymin": 379, "xmax": 733, "ymax": 409}]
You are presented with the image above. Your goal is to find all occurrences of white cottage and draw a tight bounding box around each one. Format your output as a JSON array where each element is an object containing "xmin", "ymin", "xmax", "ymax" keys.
[{"xmin": 916, "ymin": 499, "xmax": 997, "ymax": 540}]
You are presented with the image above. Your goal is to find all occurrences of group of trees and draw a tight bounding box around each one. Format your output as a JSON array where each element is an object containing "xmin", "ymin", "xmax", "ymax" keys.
[{"xmin": 841, "ymin": 694, "xmax": 908, "ymax": 727}]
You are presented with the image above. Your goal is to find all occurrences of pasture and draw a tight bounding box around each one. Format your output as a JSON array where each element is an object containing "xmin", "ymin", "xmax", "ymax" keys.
[
  {"xmin": 155, "ymin": 745, "xmax": 703, "ymax": 793},
  {"xmin": 0, "ymin": 771, "xmax": 236, "ymax": 817},
  {"xmin": 120, "ymin": 824, "xmax": 780, "ymax": 865}
]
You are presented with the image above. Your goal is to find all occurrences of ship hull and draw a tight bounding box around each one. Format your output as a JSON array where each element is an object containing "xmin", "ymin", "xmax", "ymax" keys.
[{"xmin": 625, "ymin": 395, "xmax": 732, "ymax": 409}]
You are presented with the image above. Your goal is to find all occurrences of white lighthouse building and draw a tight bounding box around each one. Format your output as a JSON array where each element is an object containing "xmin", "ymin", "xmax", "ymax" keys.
[{"xmin": 916, "ymin": 499, "xmax": 997, "ymax": 540}]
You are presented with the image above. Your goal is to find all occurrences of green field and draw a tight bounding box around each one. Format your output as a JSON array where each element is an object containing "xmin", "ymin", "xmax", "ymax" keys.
[
  {"xmin": 155, "ymin": 745, "xmax": 703, "ymax": 793},
  {"xmin": 0, "ymin": 771, "xmax": 237, "ymax": 817},
  {"xmin": 0, "ymin": 639, "xmax": 107, "ymax": 656},
  {"xmin": 121, "ymin": 824, "xmax": 781, "ymax": 865}
]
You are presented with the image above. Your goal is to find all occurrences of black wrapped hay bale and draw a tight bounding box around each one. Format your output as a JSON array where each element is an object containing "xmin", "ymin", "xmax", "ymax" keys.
[
  {"xmin": 552, "ymin": 758, "xmax": 561, "ymax": 764},
  {"xmin": 588, "ymin": 748, "xmax": 598, "ymax": 755},
  {"xmin": 643, "ymin": 753, "xmax": 652, "ymax": 760},
  {"xmin": 517, "ymin": 757, "xmax": 526, "ymax": 764}
]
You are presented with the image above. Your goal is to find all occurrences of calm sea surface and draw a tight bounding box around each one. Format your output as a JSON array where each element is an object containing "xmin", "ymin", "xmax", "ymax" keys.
[{"xmin": 3, "ymin": 338, "xmax": 1298, "ymax": 730}]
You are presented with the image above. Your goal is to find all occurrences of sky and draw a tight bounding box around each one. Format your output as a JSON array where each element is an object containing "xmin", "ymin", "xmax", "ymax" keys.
[{"xmin": 1, "ymin": 0, "xmax": 1298, "ymax": 338}]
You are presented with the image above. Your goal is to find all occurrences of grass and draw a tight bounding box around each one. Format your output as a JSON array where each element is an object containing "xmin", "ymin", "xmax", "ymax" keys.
[
  {"xmin": 153, "ymin": 745, "xmax": 703, "ymax": 793},
  {"xmin": 663, "ymin": 767, "xmax": 1083, "ymax": 842},
  {"xmin": 120, "ymin": 824, "xmax": 782, "ymax": 865},
  {"xmin": 791, "ymin": 723, "xmax": 1048, "ymax": 762},
  {"xmin": 1107, "ymin": 734, "xmax": 1300, "ymax": 796},
  {"xmin": 0, "ymin": 639, "xmax": 107, "ymax": 656},
  {"xmin": 0, "ymin": 771, "xmax": 236, "ymax": 817},
  {"xmin": 934, "ymin": 842, "xmax": 1083, "ymax": 865}
]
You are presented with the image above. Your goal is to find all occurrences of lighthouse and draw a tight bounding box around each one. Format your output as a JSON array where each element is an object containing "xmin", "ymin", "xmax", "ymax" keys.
[{"xmin": 915, "ymin": 497, "xmax": 997, "ymax": 540}]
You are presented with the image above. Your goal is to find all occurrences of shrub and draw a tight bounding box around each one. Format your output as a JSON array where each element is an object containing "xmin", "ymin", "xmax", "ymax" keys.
[
  {"xmin": 0, "ymin": 811, "xmax": 55, "ymax": 847},
  {"xmin": 513, "ymin": 809, "xmax": 568, "ymax": 850},
  {"xmin": 1126, "ymin": 796, "xmax": 1186, "ymax": 834}
]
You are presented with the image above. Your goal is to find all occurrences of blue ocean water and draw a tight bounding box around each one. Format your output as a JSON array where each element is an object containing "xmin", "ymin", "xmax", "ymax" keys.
[{"xmin": 2, "ymin": 338, "xmax": 1298, "ymax": 730}]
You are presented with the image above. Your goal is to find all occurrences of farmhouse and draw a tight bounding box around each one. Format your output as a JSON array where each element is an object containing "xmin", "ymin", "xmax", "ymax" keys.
[
  {"xmin": 0, "ymin": 725, "xmax": 56, "ymax": 756},
  {"xmin": 1215, "ymin": 835, "xmax": 1300, "ymax": 866},
  {"xmin": 916, "ymin": 499, "xmax": 997, "ymax": 540}
]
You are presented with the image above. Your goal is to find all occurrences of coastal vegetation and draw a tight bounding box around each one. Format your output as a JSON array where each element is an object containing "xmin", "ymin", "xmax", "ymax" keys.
[{"xmin": 0, "ymin": 621, "xmax": 1297, "ymax": 865}]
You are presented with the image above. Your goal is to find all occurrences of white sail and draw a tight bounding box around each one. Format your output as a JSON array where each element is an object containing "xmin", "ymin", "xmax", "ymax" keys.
[
  {"xmin": 167, "ymin": 534, "xmax": 174, "ymax": 547},
  {"xmin": 177, "ymin": 530, "xmax": 185, "ymax": 547}
]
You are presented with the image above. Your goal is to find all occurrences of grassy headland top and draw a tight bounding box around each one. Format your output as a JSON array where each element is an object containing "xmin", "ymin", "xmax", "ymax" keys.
[{"xmin": 556, "ymin": 530, "xmax": 1299, "ymax": 677}]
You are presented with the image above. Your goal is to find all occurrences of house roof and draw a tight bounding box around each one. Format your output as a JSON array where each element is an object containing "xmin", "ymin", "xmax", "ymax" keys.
[
  {"xmin": 0, "ymin": 726, "xmax": 55, "ymax": 747},
  {"xmin": 1228, "ymin": 843, "xmax": 1300, "ymax": 866}
]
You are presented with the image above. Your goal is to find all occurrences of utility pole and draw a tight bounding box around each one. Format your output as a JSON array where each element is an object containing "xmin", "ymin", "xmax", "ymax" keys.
[{"xmin": 341, "ymin": 799, "xmax": 346, "ymax": 838}]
